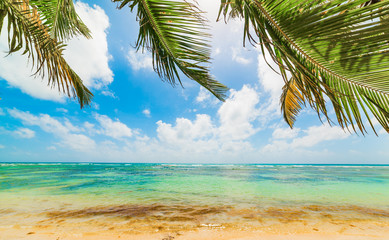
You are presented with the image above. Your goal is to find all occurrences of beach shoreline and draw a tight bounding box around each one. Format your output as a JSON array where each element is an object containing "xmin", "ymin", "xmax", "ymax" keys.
[{"xmin": 1, "ymin": 203, "xmax": 389, "ymax": 240}]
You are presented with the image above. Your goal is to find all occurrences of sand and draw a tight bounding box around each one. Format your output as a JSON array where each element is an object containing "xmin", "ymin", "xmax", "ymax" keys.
[
  {"xmin": 1, "ymin": 222, "xmax": 389, "ymax": 240},
  {"xmin": 1, "ymin": 204, "xmax": 389, "ymax": 240}
]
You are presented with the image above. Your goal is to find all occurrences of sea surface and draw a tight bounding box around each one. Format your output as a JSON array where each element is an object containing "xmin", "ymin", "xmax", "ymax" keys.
[{"xmin": 1, "ymin": 163, "xmax": 389, "ymax": 236}]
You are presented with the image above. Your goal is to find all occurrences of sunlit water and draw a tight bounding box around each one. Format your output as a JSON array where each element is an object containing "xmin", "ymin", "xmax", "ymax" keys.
[{"xmin": 1, "ymin": 163, "xmax": 389, "ymax": 232}]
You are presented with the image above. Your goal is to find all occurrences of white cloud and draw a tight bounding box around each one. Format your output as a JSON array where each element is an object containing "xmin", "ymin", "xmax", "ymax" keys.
[
  {"xmin": 127, "ymin": 49, "xmax": 153, "ymax": 71},
  {"xmin": 64, "ymin": 2, "xmax": 113, "ymax": 89},
  {"xmin": 101, "ymin": 90, "xmax": 117, "ymax": 98},
  {"xmin": 9, "ymin": 109, "xmax": 96, "ymax": 151},
  {"xmin": 0, "ymin": 108, "xmax": 5, "ymax": 116},
  {"xmin": 62, "ymin": 133, "xmax": 96, "ymax": 152},
  {"xmin": 91, "ymin": 102, "xmax": 100, "ymax": 110},
  {"xmin": 218, "ymin": 85, "xmax": 260, "ymax": 140},
  {"xmin": 13, "ymin": 128, "xmax": 35, "ymax": 139},
  {"xmin": 272, "ymin": 127, "xmax": 300, "ymax": 139},
  {"xmin": 231, "ymin": 47, "xmax": 252, "ymax": 65},
  {"xmin": 291, "ymin": 124, "xmax": 349, "ymax": 148},
  {"xmin": 157, "ymin": 114, "xmax": 215, "ymax": 144},
  {"xmin": 84, "ymin": 121, "xmax": 95, "ymax": 134},
  {"xmin": 0, "ymin": 2, "xmax": 112, "ymax": 102},
  {"xmin": 0, "ymin": 145, "xmax": 4, "ymax": 149},
  {"xmin": 196, "ymin": 87, "xmax": 214, "ymax": 104},
  {"xmin": 213, "ymin": 48, "xmax": 221, "ymax": 56},
  {"xmin": 142, "ymin": 109, "xmax": 151, "ymax": 118},
  {"xmin": 257, "ymin": 52, "xmax": 285, "ymax": 116},
  {"xmin": 56, "ymin": 108, "xmax": 68, "ymax": 113},
  {"xmin": 154, "ymin": 85, "xmax": 261, "ymax": 155},
  {"xmin": 94, "ymin": 114, "xmax": 133, "ymax": 139},
  {"xmin": 196, "ymin": 87, "xmax": 210, "ymax": 103},
  {"xmin": 0, "ymin": 39, "xmax": 66, "ymax": 102},
  {"xmin": 263, "ymin": 123, "xmax": 350, "ymax": 152}
]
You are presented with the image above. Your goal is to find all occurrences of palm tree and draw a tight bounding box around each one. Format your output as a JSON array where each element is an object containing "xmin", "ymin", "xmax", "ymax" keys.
[
  {"xmin": 0, "ymin": 0, "xmax": 93, "ymax": 107},
  {"xmin": 2, "ymin": 0, "xmax": 389, "ymax": 135},
  {"xmin": 217, "ymin": 0, "xmax": 389, "ymax": 134},
  {"xmin": 114, "ymin": 0, "xmax": 389, "ymax": 134}
]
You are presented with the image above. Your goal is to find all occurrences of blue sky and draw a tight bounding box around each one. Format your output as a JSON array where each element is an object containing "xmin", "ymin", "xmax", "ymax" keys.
[{"xmin": 0, "ymin": 1, "xmax": 388, "ymax": 164}]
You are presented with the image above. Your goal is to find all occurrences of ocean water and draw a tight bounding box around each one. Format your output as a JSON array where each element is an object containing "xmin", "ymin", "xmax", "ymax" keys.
[{"xmin": 1, "ymin": 163, "xmax": 389, "ymax": 233}]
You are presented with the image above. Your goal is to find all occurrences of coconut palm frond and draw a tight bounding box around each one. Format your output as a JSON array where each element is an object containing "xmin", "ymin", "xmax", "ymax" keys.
[
  {"xmin": 28, "ymin": 0, "xmax": 91, "ymax": 40},
  {"xmin": 220, "ymin": 0, "xmax": 389, "ymax": 134},
  {"xmin": 0, "ymin": 0, "xmax": 92, "ymax": 107},
  {"xmin": 114, "ymin": 0, "xmax": 229, "ymax": 101},
  {"xmin": 281, "ymin": 77, "xmax": 305, "ymax": 128}
]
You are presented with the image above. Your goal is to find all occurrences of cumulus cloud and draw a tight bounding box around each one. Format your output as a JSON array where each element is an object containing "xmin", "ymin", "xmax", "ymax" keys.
[
  {"xmin": 196, "ymin": 87, "xmax": 212, "ymax": 103},
  {"xmin": 290, "ymin": 124, "xmax": 349, "ymax": 148},
  {"xmin": 195, "ymin": 87, "xmax": 219, "ymax": 106},
  {"xmin": 218, "ymin": 85, "xmax": 260, "ymax": 140},
  {"xmin": 64, "ymin": 2, "xmax": 113, "ymax": 89},
  {"xmin": 231, "ymin": 47, "xmax": 252, "ymax": 65},
  {"xmin": 142, "ymin": 109, "xmax": 151, "ymax": 118},
  {"xmin": 272, "ymin": 127, "xmax": 300, "ymax": 139},
  {"xmin": 157, "ymin": 114, "xmax": 215, "ymax": 144},
  {"xmin": 155, "ymin": 85, "xmax": 261, "ymax": 155},
  {"xmin": 127, "ymin": 49, "xmax": 153, "ymax": 71},
  {"xmin": 263, "ymin": 123, "xmax": 350, "ymax": 152},
  {"xmin": 0, "ymin": 2, "xmax": 112, "ymax": 102},
  {"xmin": 13, "ymin": 128, "xmax": 35, "ymax": 139},
  {"xmin": 9, "ymin": 109, "xmax": 96, "ymax": 151},
  {"xmin": 0, "ymin": 38, "xmax": 66, "ymax": 102},
  {"xmin": 94, "ymin": 114, "xmax": 133, "ymax": 139},
  {"xmin": 257, "ymin": 53, "xmax": 285, "ymax": 114}
]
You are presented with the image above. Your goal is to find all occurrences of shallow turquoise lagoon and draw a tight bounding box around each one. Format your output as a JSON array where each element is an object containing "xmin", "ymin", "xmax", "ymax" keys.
[{"xmin": 1, "ymin": 163, "xmax": 388, "ymax": 209}]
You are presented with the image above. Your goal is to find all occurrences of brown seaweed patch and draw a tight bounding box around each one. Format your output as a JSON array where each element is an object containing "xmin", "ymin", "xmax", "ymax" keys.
[
  {"xmin": 190, "ymin": 207, "xmax": 225, "ymax": 216},
  {"xmin": 47, "ymin": 204, "xmax": 165, "ymax": 219},
  {"xmin": 302, "ymin": 205, "xmax": 389, "ymax": 218},
  {"xmin": 45, "ymin": 204, "xmax": 229, "ymax": 222},
  {"xmin": 262, "ymin": 207, "xmax": 308, "ymax": 223},
  {"xmin": 0, "ymin": 209, "xmax": 15, "ymax": 215}
]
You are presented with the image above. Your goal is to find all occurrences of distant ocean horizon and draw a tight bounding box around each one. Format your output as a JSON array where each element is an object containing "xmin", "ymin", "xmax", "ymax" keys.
[{"xmin": 2, "ymin": 162, "xmax": 389, "ymax": 165}]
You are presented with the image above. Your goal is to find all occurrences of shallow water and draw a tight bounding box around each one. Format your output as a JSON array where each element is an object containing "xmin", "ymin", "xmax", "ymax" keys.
[{"xmin": 0, "ymin": 163, "xmax": 389, "ymax": 234}]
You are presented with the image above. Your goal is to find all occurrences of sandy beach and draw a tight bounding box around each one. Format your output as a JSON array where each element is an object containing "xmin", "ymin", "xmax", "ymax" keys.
[
  {"xmin": 1, "ymin": 203, "xmax": 389, "ymax": 240},
  {"xmin": 1, "ymin": 219, "xmax": 388, "ymax": 240}
]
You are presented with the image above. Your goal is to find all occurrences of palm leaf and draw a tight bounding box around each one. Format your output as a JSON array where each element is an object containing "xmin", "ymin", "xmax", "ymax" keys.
[
  {"xmin": 114, "ymin": 0, "xmax": 229, "ymax": 101},
  {"xmin": 0, "ymin": 0, "xmax": 92, "ymax": 107},
  {"xmin": 280, "ymin": 77, "xmax": 305, "ymax": 128},
  {"xmin": 28, "ymin": 0, "xmax": 91, "ymax": 40},
  {"xmin": 219, "ymin": 0, "xmax": 389, "ymax": 134}
]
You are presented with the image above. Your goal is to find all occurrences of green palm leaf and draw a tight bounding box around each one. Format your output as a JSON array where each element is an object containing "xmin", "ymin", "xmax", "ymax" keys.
[
  {"xmin": 0, "ymin": 0, "xmax": 92, "ymax": 107},
  {"xmin": 114, "ymin": 0, "xmax": 229, "ymax": 101},
  {"xmin": 219, "ymin": 0, "xmax": 389, "ymax": 134},
  {"xmin": 28, "ymin": 0, "xmax": 91, "ymax": 40}
]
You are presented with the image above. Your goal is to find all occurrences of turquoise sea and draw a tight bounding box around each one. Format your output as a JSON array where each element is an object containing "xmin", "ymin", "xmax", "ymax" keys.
[
  {"xmin": 1, "ymin": 163, "xmax": 389, "ymax": 207},
  {"xmin": 1, "ymin": 163, "xmax": 389, "ymax": 238}
]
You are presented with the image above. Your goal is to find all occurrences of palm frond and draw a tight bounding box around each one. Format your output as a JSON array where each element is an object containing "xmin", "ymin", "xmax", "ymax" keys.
[
  {"xmin": 114, "ymin": 0, "xmax": 229, "ymax": 101},
  {"xmin": 280, "ymin": 77, "xmax": 305, "ymax": 128},
  {"xmin": 0, "ymin": 0, "xmax": 92, "ymax": 107},
  {"xmin": 28, "ymin": 0, "xmax": 91, "ymax": 40},
  {"xmin": 219, "ymin": 0, "xmax": 389, "ymax": 134}
]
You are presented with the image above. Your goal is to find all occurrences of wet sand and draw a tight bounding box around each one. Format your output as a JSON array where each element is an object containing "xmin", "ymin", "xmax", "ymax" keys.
[{"xmin": 1, "ymin": 204, "xmax": 389, "ymax": 240}]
